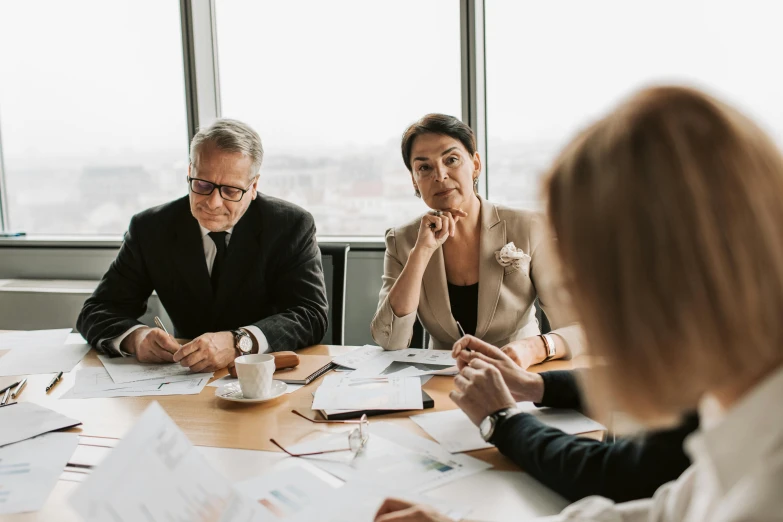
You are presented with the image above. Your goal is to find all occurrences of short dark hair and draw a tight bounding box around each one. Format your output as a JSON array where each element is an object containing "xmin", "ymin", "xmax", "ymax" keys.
[{"xmin": 401, "ymin": 114, "xmax": 477, "ymax": 172}]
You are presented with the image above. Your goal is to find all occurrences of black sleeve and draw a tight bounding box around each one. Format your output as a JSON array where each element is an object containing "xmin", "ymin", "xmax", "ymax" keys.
[
  {"xmin": 76, "ymin": 216, "xmax": 153, "ymax": 355},
  {"xmin": 537, "ymin": 370, "xmax": 585, "ymax": 411},
  {"xmin": 252, "ymin": 212, "xmax": 328, "ymax": 351},
  {"xmin": 491, "ymin": 412, "xmax": 698, "ymax": 503}
]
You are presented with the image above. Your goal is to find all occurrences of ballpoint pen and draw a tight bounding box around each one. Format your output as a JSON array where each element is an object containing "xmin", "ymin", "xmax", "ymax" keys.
[
  {"xmin": 11, "ymin": 378, "xmax": 27, "ymax": 399},
  {"xmin": 0, "ymin": 380, "xmax": 20, "ymax": 395},
  {"xmin": 456, "ymin": 321, "xmax": 471, "ymax": 352},
  {"xmin": 1, "ymin": 388, "xmax": 10, "ymax": 405},
  {"xmin": 154, "ymin": 316, "xmax": 169, "ymax": 335},
  {"xmin": 46, "ymin": 371, "xmax": 63, "ymax": 392}
]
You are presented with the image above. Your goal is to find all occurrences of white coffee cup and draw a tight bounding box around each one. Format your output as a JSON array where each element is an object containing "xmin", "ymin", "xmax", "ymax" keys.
[{"xmin": 234, "ymin": 354, "xmax": 276, "ymax": 399}]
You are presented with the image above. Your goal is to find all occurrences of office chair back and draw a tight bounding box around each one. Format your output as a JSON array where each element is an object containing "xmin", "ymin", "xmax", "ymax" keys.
[{"xmin": 318, "ymin": 243, "xmax": 350, "ymax": 345}]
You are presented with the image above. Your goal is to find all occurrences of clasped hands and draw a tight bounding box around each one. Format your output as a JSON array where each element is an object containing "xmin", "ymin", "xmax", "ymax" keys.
[{"xmin": 124, "ymin": 327, "xmax": 236, "ymax": 373}]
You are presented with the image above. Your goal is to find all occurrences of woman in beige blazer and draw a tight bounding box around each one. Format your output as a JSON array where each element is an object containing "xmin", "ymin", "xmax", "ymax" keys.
[{"xmin": 371, "ymin": 114, "xmax": 582, "ymax": 366}]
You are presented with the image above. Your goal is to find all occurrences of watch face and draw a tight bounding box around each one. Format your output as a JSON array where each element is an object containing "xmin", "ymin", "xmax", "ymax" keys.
[
  {"xmin": 479, "ymin": 416, "xmax": 495, "ymax": 441},
  {"xmin": 237, "ymin": 334, "xmax": 253, "ymax": 353}
]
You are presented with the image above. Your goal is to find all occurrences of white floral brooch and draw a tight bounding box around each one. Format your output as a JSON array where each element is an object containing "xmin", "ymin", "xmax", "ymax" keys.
[{"xmin": 494, "ymin": 242, "xmax": 531, "ymax": 275}]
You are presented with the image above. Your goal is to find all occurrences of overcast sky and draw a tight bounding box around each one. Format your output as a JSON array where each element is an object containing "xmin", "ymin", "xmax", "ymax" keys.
[{"xmin": 1, "ymin": 0, "xmax": 781, "ymax": 161}]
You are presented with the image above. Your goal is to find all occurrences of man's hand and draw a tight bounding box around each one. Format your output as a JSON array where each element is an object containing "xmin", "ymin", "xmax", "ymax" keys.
[
  {"xmin": 375, "ymin": 498, "xmax": 454, "ymax": 522},
  {"xmin": 450, "ymin": 358, "xmax": 517, "ymax": 426},
  {"xmin": 452, "ymin": 335, "xmax": 545, "ymax": 403},
  {"xmin": 173, "ymin": 332, "xmax": 235, "ymax": 373},
  {"xmin": 122, "ymin": 327, "xmax": 180, "ymax": 363}
]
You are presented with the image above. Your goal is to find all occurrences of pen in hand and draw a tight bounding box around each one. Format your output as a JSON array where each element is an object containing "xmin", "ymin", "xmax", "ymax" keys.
[
  {"xmin": 46, "ymin": 371, "xmax": 63, "ymax": 392},
  {"xmin": 456, "ymin": 321, "xmax": 471, "ymax": 353},
  {"xmin": 154, "ymin": 316, "xmax": 169, "ymax": 335}
]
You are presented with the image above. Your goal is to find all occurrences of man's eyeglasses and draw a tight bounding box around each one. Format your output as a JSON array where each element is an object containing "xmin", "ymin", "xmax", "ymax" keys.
[
  {"xmin": 270, "ymin": 410, "xmax": 369, "ymax": 457},
  {"xmin": 187, "ymin": 176, "xmax": 256, "ymax": 202}
]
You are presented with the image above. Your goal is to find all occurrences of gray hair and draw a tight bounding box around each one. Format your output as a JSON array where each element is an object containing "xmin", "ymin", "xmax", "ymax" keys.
[{"xmin": 189, "ymin": 118, "xmax": 264, "ymax": 177}]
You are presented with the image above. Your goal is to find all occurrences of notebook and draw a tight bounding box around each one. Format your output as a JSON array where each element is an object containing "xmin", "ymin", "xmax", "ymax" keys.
[
  {"xmin": 274, "ymin": 355, "xmax": 334, "ymax": 385},
  {"xmin": 317, "ymin": 390, "xmax": 435, "ymax": 420}
]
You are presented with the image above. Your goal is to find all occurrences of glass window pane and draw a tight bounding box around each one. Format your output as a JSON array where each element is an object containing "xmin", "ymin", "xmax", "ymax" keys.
[
  {"xmin": 215, "ymin": 0, "xmax": 461, "ymax": 236},
  {"xmin": 0, "ymin": 0, "xmax": 188, "ymax": 234},
  {"xmin": 486, "ymin": 0, "xmax": 783, "ymax": 210}
]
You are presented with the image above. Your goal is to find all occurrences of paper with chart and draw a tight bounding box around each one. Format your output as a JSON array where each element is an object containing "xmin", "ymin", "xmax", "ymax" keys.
[
  {"xmin": 0, "ymin": 342, "xmax": 90, "ymax": 376},
  {"xmin": 411, "ymin": 402, "xmax": 607, "ymax": 453},
  {"xmin": 0, "ymin": 432, "xmax": 79, "ymax": 514},
  {"xmin": 311, "ymin": 374, "xmax": 422, "ymax": 410},
  {"xmin": 233, "ymin": 465, "xmax": 338, "ymax": 521},
  {"xmin": 97, "ymin": 354, "xmax": 214, "ymax": 384},
  {"xmin": 69, "ymin": 401, "xmax": 263, "ymax": 522},
  {"xmin": 0, "ymin": 402, "xmax": 81, "ymax": 447},
  {"xmin": 305, "ymin": 422, "xmax": 490, "ymax": 493},
  {"xmin": 61, "ymin": 366, "xmax": 211, "ymax": 399},
  {"xmin": 0, "ymin": 328, "xmax": 72, "ymax": 350},
  {"xmin": 348, "ymin": 348, "xmax": 458, "ymax": 378}
]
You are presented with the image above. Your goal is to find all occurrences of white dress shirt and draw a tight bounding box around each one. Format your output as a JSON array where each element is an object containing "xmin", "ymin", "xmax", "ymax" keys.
[
  {"xmin": 540, "ymin": 363, "xmax": 783, "ymax": 521},
  {"xmin": 109, "ymin": 225, "xmax": 269, "ymax": 355}
]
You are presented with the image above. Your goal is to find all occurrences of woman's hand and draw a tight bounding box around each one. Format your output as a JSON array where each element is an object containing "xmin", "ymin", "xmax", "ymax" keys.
[
  {"xmin": 452, "ymin": 335, "xmax": 545, "ymax": 403},
  {"xmin": 375, "ymin": 498, "xmax": 455, "ymax": 522},
  {"xmin": 498, "ymin": 337, "xmax": 549, "ymax": 369},
  {"xmin": 450, "ymin": 358, "xmax": 517, "ymax": 426},
  {"xmin": 414, "ymin": 209, "xmax": 468, "ymax": 254}
]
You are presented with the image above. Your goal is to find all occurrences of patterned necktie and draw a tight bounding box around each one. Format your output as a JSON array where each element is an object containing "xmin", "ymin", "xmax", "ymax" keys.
[{"xmin": 208, "ymin": 231, "xmax": 228, "ymax": 291}]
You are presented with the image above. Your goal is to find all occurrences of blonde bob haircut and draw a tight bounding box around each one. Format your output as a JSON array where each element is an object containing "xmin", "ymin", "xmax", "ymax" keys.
[{"xmin": 545, "ymin": 86, "xmax": 783, "ymax": 424}]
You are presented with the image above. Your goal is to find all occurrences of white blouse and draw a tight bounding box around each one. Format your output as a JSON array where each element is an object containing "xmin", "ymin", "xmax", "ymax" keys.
[{"xmin": 541, "ymin": 364, "xmax": 783, "ymax": 522}]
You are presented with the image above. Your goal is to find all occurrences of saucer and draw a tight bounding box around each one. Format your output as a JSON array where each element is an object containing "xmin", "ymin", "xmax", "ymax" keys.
[{"xmin": 216, "ymin": 380, "xmax": 287, "ymax": 403}]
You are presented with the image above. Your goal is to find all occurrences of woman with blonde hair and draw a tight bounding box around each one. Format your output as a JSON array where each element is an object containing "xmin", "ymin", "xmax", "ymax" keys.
[{"xmin": 375, "ymin": 86, "xmax": 783, "ymax": 521}]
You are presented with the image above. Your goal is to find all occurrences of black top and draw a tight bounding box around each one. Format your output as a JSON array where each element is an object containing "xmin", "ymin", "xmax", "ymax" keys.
[
  {"xmin": 491, "ymin": 370, "xmax": 699, "ymax": 503},
  {"xmin": 77, "ymin": 194, "xmax": 329, "ymax": 354},
  {"xmin": 447, "ymin": 282, "xmax": 479, "ymax": 336}
]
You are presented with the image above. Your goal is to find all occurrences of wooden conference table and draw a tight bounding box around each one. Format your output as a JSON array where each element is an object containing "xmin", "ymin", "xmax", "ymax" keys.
[{"xmin": 1, "ymin": 344, "xmax": 592, "ymax": 522}]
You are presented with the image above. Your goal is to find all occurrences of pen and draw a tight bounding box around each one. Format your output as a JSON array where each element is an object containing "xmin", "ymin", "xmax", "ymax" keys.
[
  {"xmin": 0, "ymin": 381, "xmax": 20, "ymax": 395},
  {"xmin": 1, "ymin": 388, "xmax": 10, "ymax": 405},
  {"xmin": 456, "ymin": 321, "xmax": 471, "ymax": 352},
  {"xmin": 46, "ymin": 371, "xmax": 63, "ymax": 392},
  {"xmin": 11, "ymin": 378, "xmax": 27, "ymax": 399},
  {"xmin": 154, "ymin": 316, "xmax": 169, "ymax": 335}
]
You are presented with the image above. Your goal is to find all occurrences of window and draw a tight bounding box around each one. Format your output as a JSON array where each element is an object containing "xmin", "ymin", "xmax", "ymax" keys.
[
  {"xmin": 486, "ymin": 0, "xmax": 783, "ymax": 210},
  {"xmin": 215, "ymin": 0, "xmax": 462, "ymax": 236},
  {"xmin": 0, "ymin": 0, "xmax": 188, "ymax": 234}
]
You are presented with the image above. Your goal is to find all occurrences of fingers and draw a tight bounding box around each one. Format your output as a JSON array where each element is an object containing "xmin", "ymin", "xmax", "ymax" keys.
[
  {"xmin": 449, "ymin": 389, "xmax": 465, "ymax": 408},
  {"xmin": 173, "ymin": 340, "xmax": 201, "ymax": 363},
  {"xmin": 375, "ymin": 498, "xmax": 415, "ymax": 519},
  {"xmin": 190, "ymin": 359, "xmax": 214, "ymax": 373},
  {"xmin": 460, "ymin": 350, "xmax": 499, "ymax": 370},
  {"xmin": 227, "ymin": 363, "xmax": 237, "ymax": 378},
  {"xmin": 451, "ymin": 335, "xmax": 476, "ymax": 359},
  {"xmin": 149, "ymin": 344, "xmax": 176, "ymax": 363},
  {"xmin": 148, "ymin": 329, "xmax": 180, "ymax": 354},
  {"xmin": 179, "ymin": 345, "xmax": 208, "ymax": 368}
]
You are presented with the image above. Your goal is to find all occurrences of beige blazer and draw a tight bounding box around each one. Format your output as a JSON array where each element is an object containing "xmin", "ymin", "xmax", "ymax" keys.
[{"xmin": 371, "ymin": 197, "xmax": 583, "ymax": 354}]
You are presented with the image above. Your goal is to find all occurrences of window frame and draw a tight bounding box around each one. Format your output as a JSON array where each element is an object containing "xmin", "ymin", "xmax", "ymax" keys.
[{"xmin": 0, "ymin": 0, "xmax": 488, "ymax": 243}]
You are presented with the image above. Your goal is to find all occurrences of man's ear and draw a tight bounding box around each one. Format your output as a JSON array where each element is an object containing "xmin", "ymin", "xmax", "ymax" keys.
[{"xmin": 250, "ymin": 175, "xmax": 259, "ymax": 200}]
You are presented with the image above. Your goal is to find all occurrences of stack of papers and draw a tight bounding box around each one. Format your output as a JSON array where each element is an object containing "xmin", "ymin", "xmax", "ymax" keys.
[
  {"xmin": 411, "ymin": 402, "xmax": 607, "ymax": 453},
  {"xmin": 60, "ymin": 355, "xmax": 213, "ymax": 399},
  {"xmin": 332, "ymin": 345, "xmax": 457, "ymax": 378},
  {"xmin": 311, "ymin": 374, "xmax": 423, "ymax": 411},
  {"xmin": 69, "ymin": 402, "xmax": 264, "ymax": 522},
  {"xmin": 0, "ymin": 329, "xmax": 90, "ymax": 376}
]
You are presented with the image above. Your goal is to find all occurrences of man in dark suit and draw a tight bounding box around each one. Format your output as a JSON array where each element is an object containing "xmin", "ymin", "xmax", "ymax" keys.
[{"xmin": 77, "ymin": 119, "xmax": 328, "ymax": 372}]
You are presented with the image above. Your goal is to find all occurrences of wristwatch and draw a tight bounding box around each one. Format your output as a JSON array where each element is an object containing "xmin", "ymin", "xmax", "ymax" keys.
[
  {"xmin": 231, "ymin": 329, "xmax": 253, "ymax": 356},
  {"xmin": 540, "ymin": 333, "xmax": 557, "ymax": 362},
  {"xmin": 479, "ymin": 407, "xmax": 523, "ymax": 443}
]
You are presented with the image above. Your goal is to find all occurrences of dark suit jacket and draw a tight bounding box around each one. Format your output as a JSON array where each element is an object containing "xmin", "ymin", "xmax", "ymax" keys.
[
  {"xmin": 77, "ymin": 193, "xmax": 329, "ymax": 354},
  {"xmin": 491, "ymin": 370, "xmax": 698, "ymax": 503}
]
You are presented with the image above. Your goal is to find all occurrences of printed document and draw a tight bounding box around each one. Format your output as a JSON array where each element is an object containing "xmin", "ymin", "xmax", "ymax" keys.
[
  {"xmin": 411, "ymin": 402, "xmax": 607, "ymax": 453},
  {"xmin": 69, "ymin": 402, "xmax": 262, "ymax": 522},
  {"xmin": 311, "ymin": 374, "xmax": 422, "ymax": 410},
  {"xmin": 0, "ymin": 432, "xmax": 79, "ymax": 514},
  {"xmin": 348, "ymin": 348, "xmax": 458, "ymax": 378},
  {"xmin": 330, "ymin": 345, "xmax": 384, "ymax": 369},
  {"xmin": 0, "ymin": 402, "xmax": 81, "ymax": 447},
  {"xmin": 98, "ymin": 354, "xmax": 214, "ymax": 384},
  {"xmin": 61, "ymin": 366, "xmax": 210, "ymax": 399}
]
